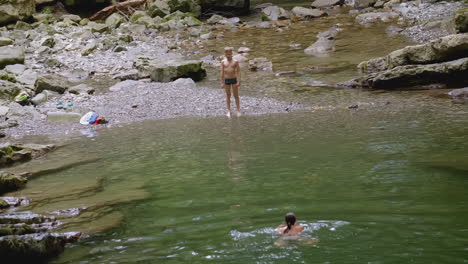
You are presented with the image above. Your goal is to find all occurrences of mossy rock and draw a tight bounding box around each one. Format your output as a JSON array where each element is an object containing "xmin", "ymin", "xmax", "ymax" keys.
[
  {"xmin": 105, "ymin": 13, "xmax": 124, "ymax": 29},
  {"xmin": 0, "ymin": 172, "xmax": 27, "ymax": 194},
  {"xmin": 14, "ymin": 21, "xmax": 31, "ymax": 30},
  {"xmin": 0, "ymin": 37, "xmax": 13, "ymax": 46},
  {"xmin": 90, "ymin": 23, "xmax": 109, "ymax": 33},
  {"xmin": 130, "ymin": 10, "xmax": 147, "ymax": 23},
  {"xmin": 0, "ymin": 232, "xmax": 81, "ymax": 262},
  {"xmin": 454, "ymin": 8, "xmax": 468, "ymax": 33},
  {"xmin": 0, "ymin": 223, "xmax": 35, "ymax": 236},
  {"xmin": 149, "ymin": 0, "xmax": 201, "ymax": 18},
  {"xmin": 0, "ymin": 0, "xmax": 36, "ymax": 26},
  {"xmin": 0, "ymin": 199, "xmax": 8, "ymax": 209},
  {"xmin": 0, "ymin": 80, "xmax": 21, "ymax": 100},
  {"xmin": 0, "ymin": 73, "xmax": 16, "ymax": 83},
  {"xmin": 34, "ymin": 74, "xmax": 72, "ymax": 94},
  {"xmin": 41, "ymin": 37, "xmax": 55, "ymax": 48},
  {"xmin": 261, "ymin": 12, "xmax": 270, "ymax": 21}
]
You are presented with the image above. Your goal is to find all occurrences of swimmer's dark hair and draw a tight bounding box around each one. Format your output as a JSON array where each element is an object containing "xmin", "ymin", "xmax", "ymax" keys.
[{"xmin": 284, "ymin": 212, "xmax": 296, "ymax": 234}]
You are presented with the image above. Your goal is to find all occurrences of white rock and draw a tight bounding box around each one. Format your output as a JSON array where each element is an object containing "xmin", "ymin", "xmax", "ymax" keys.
[{"xmin": 173, "ymin": 78, "xmax": 196, "ymax": 88}]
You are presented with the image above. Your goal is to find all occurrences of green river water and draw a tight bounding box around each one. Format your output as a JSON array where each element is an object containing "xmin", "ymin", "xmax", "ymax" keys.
[{"xmin": 10, "ymin": 2, "xmax": 468, "ymax": 263}]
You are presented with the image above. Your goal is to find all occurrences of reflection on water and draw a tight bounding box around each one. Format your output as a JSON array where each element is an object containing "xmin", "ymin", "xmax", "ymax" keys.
[{"xmin": 227, "ymin": 118, "xmax": 245, "ymax": 182}]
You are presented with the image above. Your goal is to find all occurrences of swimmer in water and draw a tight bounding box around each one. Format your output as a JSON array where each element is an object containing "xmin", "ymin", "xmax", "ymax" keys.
[
  {"xmin": 276, "ymin": 212, "xmax": 304, "ymax": 235},
  {"xmin": 274, "ymin": 213, "xmax": 318, "ymax": 247}
]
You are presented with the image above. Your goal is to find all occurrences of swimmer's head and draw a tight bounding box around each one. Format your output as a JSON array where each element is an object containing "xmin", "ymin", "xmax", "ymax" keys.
[{"xmin": 284, "ymin": 212, "xmax": 296, "ymax": 234}]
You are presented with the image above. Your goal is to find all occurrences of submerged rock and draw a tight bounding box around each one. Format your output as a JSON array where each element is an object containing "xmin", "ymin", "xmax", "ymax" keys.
[
  {"xmin": 304, "ymin": 27, "xmax": 339, "ymax": 57},
  {"xmin": 248, "ymin": 57, "xmax": 273, "ymax": 71},
  {"xmin": 448, "ymin": 87, "xmax": 468, "ymax": 100},
  {"xmin": 68, "ymin": 84, "xmax": 95, "ymax": 95},
  {"xmin": 135, "ymin": 57, "xmax": 206, "ymax": 82}
]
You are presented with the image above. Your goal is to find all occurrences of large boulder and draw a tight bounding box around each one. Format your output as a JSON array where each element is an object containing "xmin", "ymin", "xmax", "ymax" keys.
[
  {"xmin": 311, "ymin": 0, "xmax": 343, "ymax": 9},
  {"xmin": 292, "ymin": 7, "xmax": 326, "ymax": 19},
  {"xmin": 148, "ymin": 0, "xmax": 201, "ymax": 18},
  {"xmin": 261, "ymin": 5, "xmax": 289, "ymax": 21},
  {"xmin": 454, "ymin": 8, "xmax": 468, "ymax": 33},
  {"xmin": 0, "ymin": 0, "xmax": 35, "ymax": 26},
  {"xmin": 0, "ymin": 232, "xmax": 81, "ymax": 262},
  {"xmin": 134, "ymin": 57, "xmax": 206, "ymax": 82},
  {"xmin": 340, "ymin": 57, "xmax": 468, "ymax": 89},
  {"xmin": 34, "ymin": 74, "xmax": 72, "ymax": 94},
  {"xmin": 0, "ymin": 47, "xmax": 25, "ymax": 69},
  {"xmin": 358, "ymin": 33, "xmax": 468, "ymax": 73}
]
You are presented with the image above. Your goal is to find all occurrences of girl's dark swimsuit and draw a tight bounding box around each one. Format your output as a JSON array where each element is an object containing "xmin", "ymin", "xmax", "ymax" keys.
[{"xmin": 225, "ymin": 78, "xmax": 237, "ymax": 85}]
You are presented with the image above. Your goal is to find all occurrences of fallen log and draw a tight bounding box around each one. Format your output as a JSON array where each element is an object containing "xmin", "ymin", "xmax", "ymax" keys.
[{"xmin": 90, "ymin": 0, "xmax": 146, "ymax": 21}]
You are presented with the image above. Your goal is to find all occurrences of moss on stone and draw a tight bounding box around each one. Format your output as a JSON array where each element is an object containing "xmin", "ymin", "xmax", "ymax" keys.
[
  {"xmin": 454, "ymin": 7, "xmax": 468, "ymax": 33},
  {"xmin": 0, "ymin": 172, "xmax": 27, "ymax": 194}
]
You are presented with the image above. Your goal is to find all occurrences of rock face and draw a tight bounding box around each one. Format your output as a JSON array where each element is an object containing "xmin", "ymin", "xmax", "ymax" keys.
[
  {"xmin": 304, "ymin": 27, "xmax": 339, "ymax": 57},
  {"xmin": 35, "ymin": 75, "xmax": 72, "ymax": 94},
  {"xmin": 340, "ymin": 57, "xmax": 468, "ymax": 89},
  {"xmin": 135, "ymin": 58, "xmax": 206, "ymax": 82},
  {"xmin": 0, "ymin": 0, "xmax": 35, "ymax": 26},
  {"xmin": 358, "ymin": 33, "xmax": 468, "ymax": 73},
  {"xmin": 262, "ymin": 5, "xmax": 289, "ymax": 21},
  {"xmin": 0, "ymin": 47, "xmax": 25, "ymax": 69},
  {"xmin": 454, "ymin": 8, "xmax": 468, "ymax": 33},
  {"xmin": 292, "ymin": 7, "xmax": 326, "ymax": 18},
  {"xmin": 311, "ymin": 0, "xmax": 343, "ymax": 9},
  {"xmin": 148, "ymin": 0, "xmax": 201, "ymax": 18}
]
